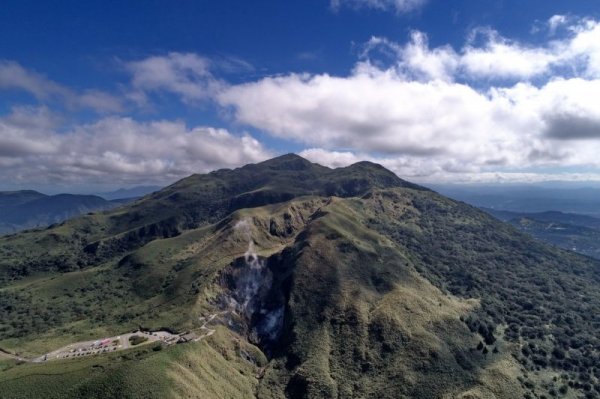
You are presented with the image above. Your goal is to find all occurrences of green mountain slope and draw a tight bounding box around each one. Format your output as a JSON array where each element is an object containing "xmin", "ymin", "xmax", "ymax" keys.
[{"xmin": 0, "ymin": 154, "xmax": 599, "ymax": 398}]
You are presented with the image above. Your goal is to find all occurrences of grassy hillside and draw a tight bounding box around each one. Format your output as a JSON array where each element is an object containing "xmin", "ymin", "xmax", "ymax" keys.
[
  {"xmin": 1, "ymin": 154, "xmax": 599, "ymax": 398},
  {"xmin": 255, "ymin": 197, "xmax": 523, "ymax": 398}
]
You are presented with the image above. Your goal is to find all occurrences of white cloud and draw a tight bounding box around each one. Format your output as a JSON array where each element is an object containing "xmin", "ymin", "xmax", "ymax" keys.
[
  {"xmin": 300, "ymin": 148, "xmax": 600, "ymax": 184},
  {"xmin": 566, "ymin": 19, "xmax": 600, "ymax": 77},
  {"xmin": 217, "ymin": 17, "xmax": 600, "ymax": 183},
  {"xmin": 548, "ymin": 15, "xmax": 569, "ymax": 34},
  {"xmin": 4, "ymin": 16, "xmax": 600, "ymax": 186},
  {"xmin": 219, "ymin": 71, "xmax": 507, "ymax": 159},
  {"xmin": 219, "ymin": 67, "xmax": 600, "ymax": 175},
  {"xmin": 358, "ymin": 17, "xmax": 600, "ymax": 82},
  {"xmin": 125, "ymin": 52, "xmax": 223, "ymax": 102},
  {"xmin": 300, "ymin": 148, "xmax": 364, "ymax": 169},
  {"xmin": 0, "ymin": 60, "xmax": 124, "ymax": 113},
  {"xmin": 77, "ymin": 90, "xmax": 124, "ymax": 114},
  {"xmin": 460, "ymin": 29, "xmax": 558, "ymax": 80},
  {"xmin": 331, "ymin": 0, "xmax": 426, "ymax": 14},
  {"xmin": 0, "ymin": 60, "xmax": 68, "ymax": 100},
  {"xmin": 0, "ymin": 107, "xmax": 271, "ymax": 186},
  {"xmin": 364, "ymin": 34, "xmax": 458, "ymax": 81},
  {"xmin": 457, "ymin": 19, "xmax": 600, "ymax": 80},
  {"xmin": 2, "ymin": 105, "xmax": 62, "ymax": 131}
]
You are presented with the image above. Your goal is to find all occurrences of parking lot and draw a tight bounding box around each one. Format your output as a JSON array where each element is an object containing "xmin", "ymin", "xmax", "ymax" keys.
[{"xmin": 32, "ymin": 330, "xmax": 179, "ymax": 362}]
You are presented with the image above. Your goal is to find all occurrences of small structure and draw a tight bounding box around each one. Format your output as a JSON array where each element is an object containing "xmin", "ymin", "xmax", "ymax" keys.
[{"xmin": 177, "ymin": 332, "xmax": 199, "ymax": 343}]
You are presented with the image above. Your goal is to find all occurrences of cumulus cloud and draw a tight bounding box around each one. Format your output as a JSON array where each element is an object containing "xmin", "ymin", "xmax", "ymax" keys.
[
  {"xmin": 358, "ymin": 17, "xmax": 600, "ymax": 82},
  {"xmin": 0, "ymin": 60, "xmax": 68, "ymax": 100},
  {"xmin": 125, "ymin": 52, "xmax": 224, "ymax": 103},
  {"xmin": 0, "ymin": 60, "xmax": 124, "ymax": 113},
  {"xmin": 361, "ymin": 34, "xmax": 458, "ymax": 81},
  {"xmin": 217, "ymin": 16, "xmax": 600, "ymax": 182},
  {"xmin": 331, "ymin": 0, "xmax": 426, "ymax": 14},
  {"xmin": 4, "ymin": 16, "xmax": 600, "ymax": 186},
  {"xmin": 548, "ymin": 15, "xmax": 569, "ymax": 35},
  {"xmin": 77, "ymin": 90, "xmax": 124, "ymax": 114},
  {"xmin": 460, "ymin": 28, "xmax": 559, "ymax": 80},
  {"xmin": 219, "ymin": 71, "xmax": 510, "ymax": 159},
  {"xmin": 0, "ymin": 106, "xmax": 270, "ymax": 186},
  {"xmin": 544, "ymin": 114, "xmax": 600, "ymax": 140},
  {"xmin": 300, "ymin": 148, "xmax": 600, "ymax": 184},
  {"xmin": 2, "ymin": 105, "xmax": 62, "ymax": 131}
]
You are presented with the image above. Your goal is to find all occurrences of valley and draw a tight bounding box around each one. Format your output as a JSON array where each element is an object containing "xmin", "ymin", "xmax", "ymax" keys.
[{"xmin": 482, "ymin": 208, "xmax": 600, "ymax": 260}]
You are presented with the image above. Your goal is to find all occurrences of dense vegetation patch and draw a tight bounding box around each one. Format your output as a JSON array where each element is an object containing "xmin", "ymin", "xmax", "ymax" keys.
[
  {"xmin": 366, "ymin": 189, "xmax": 600, "ymax": 398},
  {"xmin": 128, "ymin": 335, "xmax": 148, "ymax": 346}
]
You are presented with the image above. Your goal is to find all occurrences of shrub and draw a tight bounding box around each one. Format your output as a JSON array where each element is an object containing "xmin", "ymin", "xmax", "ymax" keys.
[{"xmin": 128, "ymin": 335, "xmax": 148, "ymax": 346}]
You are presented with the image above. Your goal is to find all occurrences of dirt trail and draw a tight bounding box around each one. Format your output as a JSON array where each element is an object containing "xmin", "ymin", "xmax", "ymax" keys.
[
  {"xmin": 195, "ymin": 311, "xmax": 229, "ymax": 341},
  {"xmin": 0, "ymin": 349, "xmax": 27, "ymax": 362}
]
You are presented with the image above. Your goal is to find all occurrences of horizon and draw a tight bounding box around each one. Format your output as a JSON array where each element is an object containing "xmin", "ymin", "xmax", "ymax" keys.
[
  {"xmin": 2, "ymin": 1, "xmax": 600, "ymax": 191},
  {"xmin": 6, "ymin": 152, "xmax": 600, "ymax": 195}
]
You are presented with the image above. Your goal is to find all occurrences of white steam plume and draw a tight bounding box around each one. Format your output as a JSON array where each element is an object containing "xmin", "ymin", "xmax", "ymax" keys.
[{"xmin": 232, "ymin": 218, "xmax": 271, "ymax": 314}]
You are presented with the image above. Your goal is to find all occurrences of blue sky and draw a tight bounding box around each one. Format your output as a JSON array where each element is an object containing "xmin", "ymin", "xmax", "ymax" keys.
[{"xmin": 1, "ymin": 0, "xmax": 600, "ymax": 192}]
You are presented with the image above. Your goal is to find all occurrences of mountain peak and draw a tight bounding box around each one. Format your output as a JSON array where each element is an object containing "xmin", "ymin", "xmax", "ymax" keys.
[
  {"xmin": 254, "ymin": 153, "xmax": 317, "ymax": 171},
  {"xmin": 349, "ymin": 160, "xmax": 385, "ymax": 169}
]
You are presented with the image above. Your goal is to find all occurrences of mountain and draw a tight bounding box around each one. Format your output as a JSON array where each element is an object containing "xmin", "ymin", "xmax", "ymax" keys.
[
  {"xmin": 0, "ymin": 190, "xmax": 47, "ymax": 208},
  {"xmin": 96, "ymin": 185, "xmax": 162, "ymax": 201},
  {"xmin": 0, "ymin": 154, "xmax": 599, "ymax": 398},
  {"xmin": 0, "ymin": 191, "xmax": 131, "ymax": 235}
]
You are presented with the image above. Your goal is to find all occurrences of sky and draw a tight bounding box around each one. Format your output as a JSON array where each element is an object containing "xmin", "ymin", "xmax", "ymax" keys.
[{"xmin": 1, "ymin": 0, "xmax": 600, "ymax": 193}]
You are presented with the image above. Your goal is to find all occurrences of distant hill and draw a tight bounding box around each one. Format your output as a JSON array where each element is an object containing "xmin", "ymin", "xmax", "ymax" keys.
[
  {"xmin": 1, "ymin": 155, "xmax": 600, "ymax": 398},
  {"xmin": 433, "ymin": 184, "xmax": 600, "ymax": 216},
  {"xmin": 0, "ymin": 191, "xmax": 133, "ymax": 235},
  {"xmin": 96, "ymin": 185, "xmax": 162, "ymax": 200},
  {"xmin": 484, "ymin": 208, "xmax": 600, "ymax": 230},
  {"xmin": 483, "ymin": 208, "xmax": 600, "ymax": 259},
  {"xmin": 0, "ymin": 190, "xmax": 47, "ymax": 208}
]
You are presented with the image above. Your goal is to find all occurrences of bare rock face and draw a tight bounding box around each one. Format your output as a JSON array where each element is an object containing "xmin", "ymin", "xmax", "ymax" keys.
[{"xmin": 218, "ymin": 246, "xmax": 294, "ymax": 355}]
